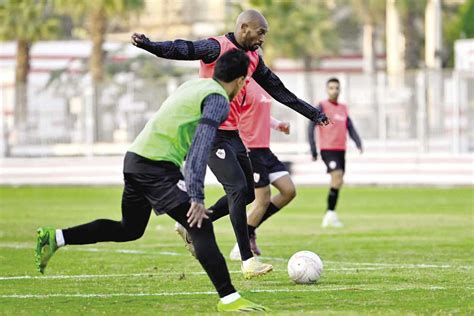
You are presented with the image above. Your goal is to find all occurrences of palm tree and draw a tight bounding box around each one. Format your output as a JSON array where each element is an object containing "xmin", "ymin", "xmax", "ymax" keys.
[
  {"xmin": 352, "ymin": 0, "xmax": 386, "ymax": 74},
  {"xmin": 396, "ymin": 0, "xmax": 427, "ymax": 69},
  {"xmin": 55, "ymin": 0, "xmax": 145, "ymax": 141},
  {"xmin": 0, "ymin": 0, "xmax": 59, "ymax": 127}
]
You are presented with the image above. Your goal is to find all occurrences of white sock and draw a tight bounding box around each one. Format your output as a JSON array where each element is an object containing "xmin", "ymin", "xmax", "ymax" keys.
[
  {"xmin": 327, "ymin": 209, "xmax": 334, "ymax": 212},
  {"xmin": 220, "ymin": 292, "xmax": 241, "ymax": 304},
  {"xmin": 55, "ymin": 229, "xmax": 65, "ymax": 247},
  {"xmin": 242, "ymin": 257, "xmax": 255, "ymax": 269}
]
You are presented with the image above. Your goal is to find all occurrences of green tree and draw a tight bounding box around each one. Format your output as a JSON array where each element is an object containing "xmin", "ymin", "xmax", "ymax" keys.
[
  {"xmin": 396, "ymin": 0, "xmax": 427, "ymax": 69},
  {"xmin": 0, "ymin": 0, "xmax": 59, "ymax": 126},
  {"xmin": 249, "ymin": 0, "xmax": 338, "ymax": 102},
  {"xmin": 444, "ymin": 0, "xmax": 474, "ymax": 67},
  {"xmin": 55, "ymin": 0, "xmax": 145, "ymax": 141},
  {"xmin": 351, "ymin": 0, "xmax": 385, "ymax": 73}
]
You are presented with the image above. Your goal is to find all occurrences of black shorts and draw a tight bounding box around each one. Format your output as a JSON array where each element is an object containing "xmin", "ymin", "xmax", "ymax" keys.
[
  {"xmin": 320, "ymin": 150, "xmax": 346, "ymax": 173},
  {"xmin": 248, "ymin": 148, "xmax": 288, "ymax": 188},
  {"xmin": 123, "ymin": 152, "xmax": 190, "ymax": 215}
]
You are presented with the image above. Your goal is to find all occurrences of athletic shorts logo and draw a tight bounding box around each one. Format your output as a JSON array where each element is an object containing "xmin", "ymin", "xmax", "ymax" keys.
[
  {"xmin": 216, "ymin": 149, "xmax": 226, "ymax": 159},
  {"xmin": 329, "ymin": 161, "xmax": 337, "ymax": 169},
  {"xmin": 253, "ymin": 173, "xmax": 260, "ymax": 183},
  {"xmin": 176, "ymin": 180, "xmax": 187, "ymax": 192}
]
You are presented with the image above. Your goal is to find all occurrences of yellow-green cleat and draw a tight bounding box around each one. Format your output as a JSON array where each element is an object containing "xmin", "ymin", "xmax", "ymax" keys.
[
  {"xmin": 217, "ymin": 297, "xmax": 268, "ymax": 312},
  {"xmin": 35, "ymin": 227, "xmax": 58, "ymax": 274}
]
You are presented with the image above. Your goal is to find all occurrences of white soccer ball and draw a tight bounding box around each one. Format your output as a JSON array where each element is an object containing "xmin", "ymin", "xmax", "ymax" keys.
[{"xmin": 288, "ymin": 250, "xmax": 323, "ymax": 284}]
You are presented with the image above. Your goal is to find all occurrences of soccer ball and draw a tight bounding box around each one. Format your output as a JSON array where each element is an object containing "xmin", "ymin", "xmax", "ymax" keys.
[{"xmin": 287, "ymin": 250, "xmax": 323, "ymax": 284}]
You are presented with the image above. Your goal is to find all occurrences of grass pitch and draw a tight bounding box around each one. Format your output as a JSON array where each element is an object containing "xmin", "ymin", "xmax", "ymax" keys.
[{"xmin": 0, "ymin": 186, "xmax": 473, "ymax": 315}]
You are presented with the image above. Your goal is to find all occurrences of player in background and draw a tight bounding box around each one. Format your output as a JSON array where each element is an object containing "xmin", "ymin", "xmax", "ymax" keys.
[
  {"xmin": 229, "ymin": 78, "xmax": 296, "ymax": 260},
  {"xmin": 35, "ymin": 50, "xmax": 268, "ymax": 312},
  {"xmin": 132, "ymin": 9, "xmax": 330, "ymax": 269},
  {"xmin": 308, "ymin": 78, "xmax": 363, "ymax": 228}
]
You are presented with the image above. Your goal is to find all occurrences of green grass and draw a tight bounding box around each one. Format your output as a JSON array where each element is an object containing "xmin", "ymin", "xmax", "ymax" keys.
[{"xmin": 0, "ymin": 186, "xmax": 473, "ymax": 315}]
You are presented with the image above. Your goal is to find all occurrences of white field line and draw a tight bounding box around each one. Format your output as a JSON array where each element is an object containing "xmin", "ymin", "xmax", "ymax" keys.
[
  {"xmin": 1, "ymin": 285, "xmax": 469, "ymax": 299},
  {"xmin": 0, "ymin": 266, "xmax": 424, "ymax": 281},
  {"xmin": 261, "ymin": 256, "xmax": 474, "ymax": 270},
  {"xmin": 0, "ymin": 271, "xmax": 235, "ymax": 281},
  {"xmin": 0, "ymin": 243, "xmax": 185, "ymax": 256},
  {"xmin": 2, "ymin": 243, "xmax": 472, "ymax": 270}
]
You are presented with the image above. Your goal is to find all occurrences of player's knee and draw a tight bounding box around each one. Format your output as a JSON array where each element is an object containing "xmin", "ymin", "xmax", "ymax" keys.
[
  {"xmin": 333, "ymin": 178, "xmax": 343, "ymax": 188},
  {"xmin": 232, "ymin": 182, "xmax": 249, "ymax": 199},
  {"xmin": 286, "ymin": 186, "xmax": 297, "ymax": 201},
  {"xmin": 192, "ymin": 218, "xmax": 213, "ymax": 235},
  {"xmin": 189, "ymin": 221, "xmax": 218, "ymax": 261},
  {"xmin": 277, "ymin": 183, "xmax": 296, "ymax": 203},
  {"xmin": 122, "ymin": 225, "xmax": 146, "ymax": 241}
]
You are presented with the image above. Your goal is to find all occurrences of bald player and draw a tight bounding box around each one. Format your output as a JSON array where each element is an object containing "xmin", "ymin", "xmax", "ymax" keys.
[
  {"xmin": 132, "ymin": 9, "xmax": 330, "ymax": 274},
  {"xmin": 308, "ymin": 78, "xmax": 363, "ymax": 228}
]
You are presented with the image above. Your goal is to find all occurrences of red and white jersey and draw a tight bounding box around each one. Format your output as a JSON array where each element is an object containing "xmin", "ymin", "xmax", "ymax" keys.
[
  {"xmin": 199, "ymin": 36, "xmax": 259, "ymax": 130},
  {"xmin": 239, "ymin": 79, "xmax": 272, "ymax": 148},
  {"xmin": 316, "ymin": 99, "xmax": 349, "ymax": 150}
]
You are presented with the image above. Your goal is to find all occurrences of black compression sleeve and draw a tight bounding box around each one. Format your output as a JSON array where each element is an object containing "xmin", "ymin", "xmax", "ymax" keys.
[
  {"xmin": 252, "ymin": 56, "xmax": 327, "ymax": 123},
  {"xmin": 308, "ymin": 120, "xmax": 317, "ymax": 158},
  {"xmin": 347, "ymin": 117, "xmax": 362, "ymax": 149},
  {"xmin": 139, "ymin": 38, "xmax": 220, "ymax": 63},
  {"xmin": 184, "ymin": 94, "xmax": 229, "ymax": 203}
]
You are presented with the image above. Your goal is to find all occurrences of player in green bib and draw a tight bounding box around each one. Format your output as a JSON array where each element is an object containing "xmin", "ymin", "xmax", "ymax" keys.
[{"xmin": 35, "ymin": 50, "xmax": 268, "ymax": 312}]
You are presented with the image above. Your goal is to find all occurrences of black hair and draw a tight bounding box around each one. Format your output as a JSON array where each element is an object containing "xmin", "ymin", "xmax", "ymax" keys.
[
  {"xmin": 213, "ymin": 49, "xmax": 250, "ymax": 83},
  {"xmin": 326, "ymin": 77, "xmax": 340, "ymax": 86}
]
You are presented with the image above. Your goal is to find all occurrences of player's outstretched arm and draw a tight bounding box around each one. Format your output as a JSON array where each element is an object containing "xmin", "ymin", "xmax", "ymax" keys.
[
  {"xmin": 308, "ymin": 120, "xmax": 318, "ymax": 160},
  {"xmin": 252, "ymin": 56, "xmax": 330, "ymax": 125},
  {"xmin": 347, "ymin": 117, "xmax": 363, "ymax": 153},
  {"xmin": 131, "ymin": 33, "xmax": 220, "ymax": 62},
  {"xmin": 184, "ymin": 94, "xmax": 229, "ymax": 206}
]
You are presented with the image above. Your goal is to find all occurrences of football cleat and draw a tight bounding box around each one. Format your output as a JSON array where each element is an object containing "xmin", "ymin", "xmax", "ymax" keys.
[
  {"xmin": 217, "ymin": 297, "xmax": 268, "ymax": 312},
  {"xmin": 321, "ymin": 211, "xmax": 344, "ymax": 228},
  {"xmin": 241, "ymin": 257, "xmax": 273, "ymax": 279},
  {"xmin": 35, "ymin": 227, "xmax": 58, "ymax": 274},
  {"xmin": 174, "ymin": 222, "xmax": 196, "ymax": 257}
]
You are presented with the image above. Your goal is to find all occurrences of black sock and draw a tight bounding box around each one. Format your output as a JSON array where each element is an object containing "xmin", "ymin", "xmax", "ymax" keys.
[
  {"xmin": 257, "ymin": 202, "xmax": 281, "ymax": 227},
  {"xmin": 247, "ymin": 225, "xmax": 256, "ymax": 238},
  {"xmin": 327, "ymin": 187, "xmax": 339, "ymax": 211}
]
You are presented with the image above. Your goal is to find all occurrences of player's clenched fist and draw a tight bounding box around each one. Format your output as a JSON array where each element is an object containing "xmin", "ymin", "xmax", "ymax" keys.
[
  {"xmin": 131, "ymin": 33, "xmax": 150, "ymax": 48},
  {"xmin": 316, "ymin": 113, "xmax": 332, "ymax": 126}
]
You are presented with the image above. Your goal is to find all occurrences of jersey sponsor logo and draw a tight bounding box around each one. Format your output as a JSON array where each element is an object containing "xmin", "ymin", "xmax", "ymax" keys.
[
  {"xmin": 333, "ymin": 113, "xmax": 346, "ymax": 121},
  {"xmin": 329, "ymin": 161, "xmax": 337, "ymax": 169},
  {"xmin": 253, "ymin": 172, "xmax": 260, "ymax": 183},
  {"xmin": 216, "ymin": 149, "xmax": 226, "ymax": 159},
  {"xmin": 176, "ymin": 180, "xmax": 187, "ymax": 192}
]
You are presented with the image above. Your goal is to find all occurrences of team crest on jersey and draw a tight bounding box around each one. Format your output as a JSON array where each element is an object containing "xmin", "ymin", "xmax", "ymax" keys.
[
  {"xmin": 253, "ymin": 173, "xmax": 260, "ymax": 183},
  {"xmin": 329, "ymin": 161, "xmax": 337, "ymax": 169},
  {"xmin": 216, "ymin": 149, "xmax": 226, "ymax": 159},
  {"xmin": 176, "ymin": 180, "xmax": 187, "ymax": 192}
]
